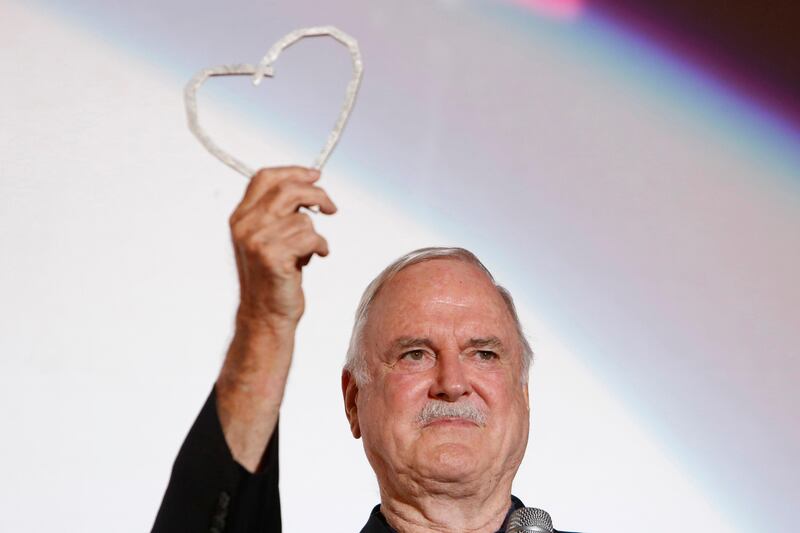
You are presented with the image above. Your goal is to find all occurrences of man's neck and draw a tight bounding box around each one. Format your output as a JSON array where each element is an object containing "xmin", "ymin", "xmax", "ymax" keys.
[{"xmin": 378, "ymin": 486, "xmax": 514, "ymax": 533}]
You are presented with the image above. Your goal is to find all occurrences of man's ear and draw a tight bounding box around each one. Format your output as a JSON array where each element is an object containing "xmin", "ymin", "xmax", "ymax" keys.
[{"xmin": 341, "ymin": 369, "xmax": 361, "ymax": 439}]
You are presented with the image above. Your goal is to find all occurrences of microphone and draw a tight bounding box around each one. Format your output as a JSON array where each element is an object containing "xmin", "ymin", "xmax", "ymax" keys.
[{"xmin": 506, "ymin": 507, "xmax": 555, "ymax": 533}]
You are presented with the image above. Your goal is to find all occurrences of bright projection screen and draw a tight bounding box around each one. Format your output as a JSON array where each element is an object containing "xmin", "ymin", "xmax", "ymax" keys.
[{"xmin": 1, "ymin": 1, "xmax": 798, "ymax": 532}]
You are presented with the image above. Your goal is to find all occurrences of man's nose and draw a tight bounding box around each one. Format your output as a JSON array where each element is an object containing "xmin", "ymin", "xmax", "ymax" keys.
[{"xmin": 430, "ymin": 352, "xmax": 471, "ymax": 401}]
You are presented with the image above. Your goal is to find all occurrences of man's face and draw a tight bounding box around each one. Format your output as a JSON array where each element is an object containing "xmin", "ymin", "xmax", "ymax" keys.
[{"xmin": 344, "ymin": 259, "xmax": 530, "ymax": 492}]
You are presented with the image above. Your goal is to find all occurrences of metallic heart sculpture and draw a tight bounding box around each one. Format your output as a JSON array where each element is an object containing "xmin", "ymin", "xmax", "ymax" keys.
[{"xmin": 184, "ymin": 26, "xmax": 363, "ymax": 177}]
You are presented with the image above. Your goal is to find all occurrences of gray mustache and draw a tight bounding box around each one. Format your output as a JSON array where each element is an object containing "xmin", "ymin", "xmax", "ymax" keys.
[{"xmin": 416, "ymin": 401, "xmax": 487, "ymax": 427}]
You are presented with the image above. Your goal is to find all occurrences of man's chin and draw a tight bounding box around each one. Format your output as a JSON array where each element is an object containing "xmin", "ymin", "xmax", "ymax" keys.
[{"xmin": 413, "ymin": 441, "xmax": 482, "ymax": 482}]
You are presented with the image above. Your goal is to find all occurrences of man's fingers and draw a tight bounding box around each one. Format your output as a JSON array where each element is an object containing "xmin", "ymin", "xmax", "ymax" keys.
[
  {"xmin": 270, "ymin": 183, "xmax": 337, "ymax": 216},
  {"xmin": 290, "ymin": 230, "xmax": 330, "ymax": 259},
  {"xmin": 272, "ymin": 222, "xmax": 329, "ymax": 259},
  {"xmin": 264, "ymin": 212, "xmax": 314, "ymax": 240},
  {"xmin": 237, "ymin": 166, "xmax": 320, "ymax": 215},
  {"xmin": 231, "ymin": 183, "xmax": 337, "ymax": 239},
  {"xmin": 247, "ymin": 220, "xmax": 329, "ymax": 265},
  {"xmin": 233, "ymin": 179, "xmax": 336, "ymax": 231},
  {"xmin": 237, "ymin": 182, "xmax": 336, "ymax": 232},
  {"xmin": 232, "ymin": 184, "xmax": 335, "ymax": 241},
  {"xmin": 228, "ymin": 167, "xmax": 333, "ymax": 274}
]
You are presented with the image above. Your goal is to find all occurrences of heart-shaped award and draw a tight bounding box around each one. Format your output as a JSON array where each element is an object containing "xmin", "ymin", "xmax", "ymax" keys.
[{"xmin": 184, "ymin": 26, "xmax": 363, "ymax": 177}]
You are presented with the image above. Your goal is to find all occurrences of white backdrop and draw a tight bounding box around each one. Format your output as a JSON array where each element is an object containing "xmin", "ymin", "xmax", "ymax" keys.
[{"xmin": 3, "ymin": 1, "xmax": 798, "ymax": 531}]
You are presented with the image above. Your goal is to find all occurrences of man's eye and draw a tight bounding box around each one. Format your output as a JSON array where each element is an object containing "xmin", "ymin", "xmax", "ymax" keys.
[
  {"xmin": 476, "ymin": 350, "xmax": 497, "ymax": 361},
  {"xmin": 402, "ymin": 350, "xmax": 426, "ymax": 361}
]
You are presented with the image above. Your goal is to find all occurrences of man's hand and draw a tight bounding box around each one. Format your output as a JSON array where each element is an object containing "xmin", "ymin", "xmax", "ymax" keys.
[{"xmin": 216, "ymin": 166, "xmax": 336, "ymax": 472}]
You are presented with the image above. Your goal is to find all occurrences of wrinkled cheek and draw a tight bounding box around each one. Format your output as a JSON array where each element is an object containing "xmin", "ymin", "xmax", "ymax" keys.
[
  {"xmin": 384, "ymin": 376, "xmax": 433, "ymax": 420},
  {"xmin": 386, "ymin": 370, "xmax": 432, "ymax": 395},
  {"xmin": 356, "ymin": 390, "xmax": 383, "ymax": 447},
  {"xmin": 358, "ymin": 385, "xmax": 416, "ymax": 462},
  {"xmin": 359, "ymin": 413, "xmax": 396, "ymax": 471},
  {"xmin": 491, "ymin": 400, "xmax": 530, "ymax": 460}
]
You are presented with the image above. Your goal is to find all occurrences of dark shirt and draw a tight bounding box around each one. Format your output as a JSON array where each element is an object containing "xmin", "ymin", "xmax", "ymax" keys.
[
  {"xmin": 361, "ymin": 496, "xmax": 527, "ymax": 533},
  {"xmin": 152, "ymin": 388, "xmax": 575, "ymax": 532}
]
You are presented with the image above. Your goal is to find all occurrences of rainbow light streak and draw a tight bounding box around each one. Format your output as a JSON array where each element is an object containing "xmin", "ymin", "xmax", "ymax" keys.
[
  {"xmin": 504, "ymin": 0, "xmax": 586, "ymax": 21},
  {"xmin": 586, "ymin": 10, "xmax": 800, "ymax": 176},
  {"xmin": 468, "ymin": 2, "xmax": 798, "ymax": 529},
  {"xmin": 485, "ymin": 0, "xmax": 800, "ymax": 180}
]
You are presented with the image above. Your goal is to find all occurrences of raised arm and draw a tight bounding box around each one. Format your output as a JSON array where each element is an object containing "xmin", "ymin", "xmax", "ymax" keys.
[
  {"xmin": 152, "ymin": 166, "xmax": 336, "ymax": 532},
  {"xmin": 217, "ymin": 165, "xmax": 336, "ymax": 471}
]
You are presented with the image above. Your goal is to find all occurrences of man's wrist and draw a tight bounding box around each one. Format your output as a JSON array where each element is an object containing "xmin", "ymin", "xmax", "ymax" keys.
[
  {"xmin": 235, "ymin": 307, "xmax": 300, "ymax": 339},
  {"xmin": 218, "ymin": 311, "xmax": 297, "ymax": 400}
]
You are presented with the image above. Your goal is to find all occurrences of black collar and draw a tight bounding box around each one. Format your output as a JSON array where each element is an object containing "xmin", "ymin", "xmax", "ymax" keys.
[{"xmin": 359, "ymin": 495, "xmax": 526, "ymax": 533}]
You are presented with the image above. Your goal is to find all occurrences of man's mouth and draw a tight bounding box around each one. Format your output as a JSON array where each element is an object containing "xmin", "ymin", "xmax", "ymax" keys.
[{"xmin": 423, "ymin": 416, "xmax": 480, "ymax": 428}]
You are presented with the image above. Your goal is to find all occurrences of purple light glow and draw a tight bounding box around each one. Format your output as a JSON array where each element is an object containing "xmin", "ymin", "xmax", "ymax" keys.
[{"xmin": 505, "ymin": 0, "xmax": 586, "ymax": 20}]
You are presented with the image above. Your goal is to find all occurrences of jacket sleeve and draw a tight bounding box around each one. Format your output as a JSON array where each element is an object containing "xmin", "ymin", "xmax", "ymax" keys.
[{"xmin": 151, "ymin": 387, "xmax": 281, "ymax": 533}]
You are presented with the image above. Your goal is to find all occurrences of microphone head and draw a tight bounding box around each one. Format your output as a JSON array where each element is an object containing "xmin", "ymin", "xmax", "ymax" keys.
[{"xmin": 506, "ymin": 507, "xmax": 555, "ymax": 533}]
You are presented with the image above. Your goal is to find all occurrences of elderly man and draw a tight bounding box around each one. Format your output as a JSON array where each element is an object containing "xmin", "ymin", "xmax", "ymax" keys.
[{"xmin": 153, "ymin": 167, "xmax": 569, "ymax": 532}]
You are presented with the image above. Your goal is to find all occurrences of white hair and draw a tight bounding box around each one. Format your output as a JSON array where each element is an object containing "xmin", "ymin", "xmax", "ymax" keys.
[{"xmin": 344, "ymin": 247, "xmax": 534, "ymax": 385}]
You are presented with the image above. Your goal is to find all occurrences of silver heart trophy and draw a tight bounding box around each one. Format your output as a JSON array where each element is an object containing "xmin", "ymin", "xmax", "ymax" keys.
[{"xmin": 184, "ymin": 26, "xmax": 363, "ymax": 177}]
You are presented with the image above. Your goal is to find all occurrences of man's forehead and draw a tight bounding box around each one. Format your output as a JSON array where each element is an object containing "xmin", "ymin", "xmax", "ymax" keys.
[
  {"xmin": 379, "ymin": 259, "xmax": 498, "ymax": 297},
  {"xmin": 366, "ymin": 260, "xmax": 515, "ymax": 335},
  {"xmin": 426, "ymin": 294, "xmax": 471, "ymax": 308}
]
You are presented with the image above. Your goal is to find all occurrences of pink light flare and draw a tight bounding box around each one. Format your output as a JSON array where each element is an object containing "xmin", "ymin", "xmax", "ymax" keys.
[{"xmin": 506, "ymin": 0, "xmax": 586, "ymax": 21}]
